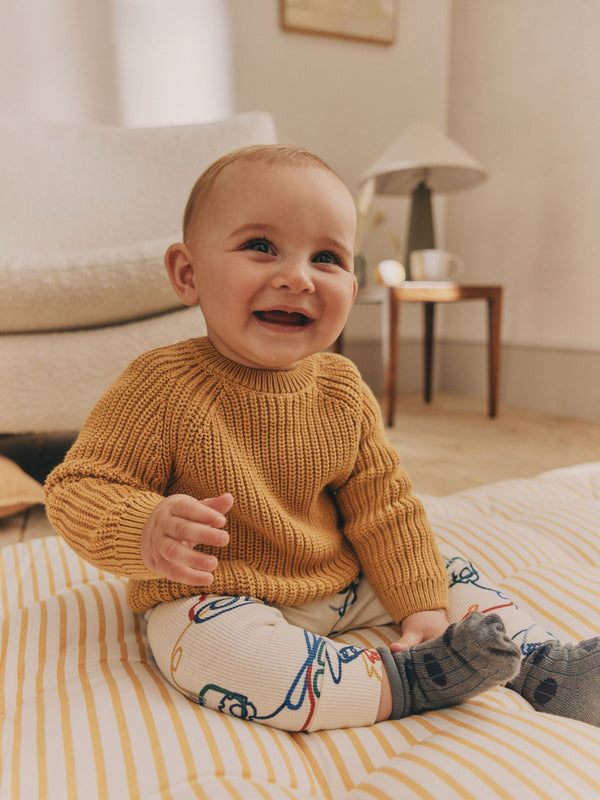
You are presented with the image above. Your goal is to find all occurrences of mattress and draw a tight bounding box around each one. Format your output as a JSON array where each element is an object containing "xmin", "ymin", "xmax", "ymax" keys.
[{"xmin": 2, "ymin": 463, "xmax": 600, "ymax": 799}]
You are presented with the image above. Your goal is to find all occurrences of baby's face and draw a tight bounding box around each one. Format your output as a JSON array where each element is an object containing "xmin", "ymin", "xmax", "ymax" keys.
[{"xmin": 184, "ymin": 162, "xmax": 357, "ymax": 370}]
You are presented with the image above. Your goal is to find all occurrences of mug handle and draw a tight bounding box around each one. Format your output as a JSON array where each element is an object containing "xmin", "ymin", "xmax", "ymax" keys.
[{"xmin": 448, "ymin": 255, "xmax": 464, "ymax": 279}]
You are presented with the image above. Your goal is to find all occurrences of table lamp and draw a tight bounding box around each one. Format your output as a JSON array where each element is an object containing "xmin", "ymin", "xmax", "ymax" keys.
[{"xmin": 359, "ymin": 122, "xmax": 487, "ymax": 279}]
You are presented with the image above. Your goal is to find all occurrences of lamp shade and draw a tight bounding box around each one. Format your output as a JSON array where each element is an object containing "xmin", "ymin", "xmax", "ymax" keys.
[{"xmin": 359, "ymin": 122, "xmax": 487, "ymax": 195}]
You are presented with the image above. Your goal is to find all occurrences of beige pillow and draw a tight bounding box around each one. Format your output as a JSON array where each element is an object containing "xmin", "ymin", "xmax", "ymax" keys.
[
  {"xmin": 0, "ymin": 456, "xmax": 44, "ymax": 518},
  {"xmin": 0, "ymin": 236, "xmax": 180, "ymax": 333}
]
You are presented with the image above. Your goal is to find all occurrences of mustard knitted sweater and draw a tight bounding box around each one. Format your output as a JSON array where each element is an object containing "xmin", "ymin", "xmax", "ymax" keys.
[{"xmin": 45, "ymin": 337, "xmax": 447, "ymax": 619}]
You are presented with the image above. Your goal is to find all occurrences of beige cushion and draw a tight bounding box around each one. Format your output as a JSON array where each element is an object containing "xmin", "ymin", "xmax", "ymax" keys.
[
  {"xmin": 0, "ymin": 456, "xmax": 44, "ymax": 518},
  {"xmin": 1, "ymin": 236, "xmax": 179, "ymax": 332}
]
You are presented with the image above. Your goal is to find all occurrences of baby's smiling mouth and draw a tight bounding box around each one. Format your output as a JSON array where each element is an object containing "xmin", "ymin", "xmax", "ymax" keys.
[{"xmin": 254, "ymin": 310, "xmax": 313, "ymax": 327}]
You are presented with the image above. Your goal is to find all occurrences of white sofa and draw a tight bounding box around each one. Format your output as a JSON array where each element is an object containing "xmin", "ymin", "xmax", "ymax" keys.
[{"xmin": 0, "ymin": 112, "xmax": 277, "ymax": 434}]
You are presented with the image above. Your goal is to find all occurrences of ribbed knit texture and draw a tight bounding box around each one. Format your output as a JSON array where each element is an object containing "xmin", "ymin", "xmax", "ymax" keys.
[{"xmin": 45, "ymin": 337, "xmax": 447, "ymax": 618}]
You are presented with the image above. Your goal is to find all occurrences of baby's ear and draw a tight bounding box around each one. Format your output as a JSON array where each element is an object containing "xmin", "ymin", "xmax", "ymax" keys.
[{"xmin": 164, "ymin": 243, "xmax": 199, "ymax": 306}]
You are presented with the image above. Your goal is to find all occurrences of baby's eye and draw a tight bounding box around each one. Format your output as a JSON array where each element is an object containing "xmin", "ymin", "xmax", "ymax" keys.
[
  {"xmin": 312, "ymin": 251, "xmax": 342, "ymax": 266},
  {"xmin": 242, "ymin": 237, "xmax": 274, "ymax": 255}
]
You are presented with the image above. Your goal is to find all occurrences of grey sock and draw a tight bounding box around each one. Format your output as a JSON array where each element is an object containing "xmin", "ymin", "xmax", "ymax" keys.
[
  {"xmin": 508, "ymin": 637, "xmax": 600, "ymax": 726},
  {"xmin": 378, "ymin": 612, "xmax": 521, "ymax": 719}
]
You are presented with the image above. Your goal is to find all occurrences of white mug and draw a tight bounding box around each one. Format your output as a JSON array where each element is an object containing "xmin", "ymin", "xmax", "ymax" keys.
[{"xmin": 409, "ymin": 249, "xmax": 464, "ymax": 281}]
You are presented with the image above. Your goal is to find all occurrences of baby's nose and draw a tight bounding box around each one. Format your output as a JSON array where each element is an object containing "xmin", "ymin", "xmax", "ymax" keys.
[{"xmin": 274, "ymin": 261, "xmax": 315, "ymax": 293}]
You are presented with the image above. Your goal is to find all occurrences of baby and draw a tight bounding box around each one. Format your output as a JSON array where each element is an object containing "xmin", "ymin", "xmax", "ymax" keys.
[{"xmin": 46, "ymin": 144, "xmax": 599, "ymax": 731}]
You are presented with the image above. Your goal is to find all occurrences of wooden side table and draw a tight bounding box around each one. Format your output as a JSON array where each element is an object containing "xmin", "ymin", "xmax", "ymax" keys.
[{"xmin": 385, "ymin": 283, "xmax": 503, "ymax": 426}]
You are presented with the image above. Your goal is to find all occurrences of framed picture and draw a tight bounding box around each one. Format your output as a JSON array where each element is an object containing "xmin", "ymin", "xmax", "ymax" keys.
[{"xmin": 280, "ymin": 0, "xmax": 397, "ymax": 45}]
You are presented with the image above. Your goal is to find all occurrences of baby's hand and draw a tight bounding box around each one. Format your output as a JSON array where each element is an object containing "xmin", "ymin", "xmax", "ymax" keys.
[
  {"xmin": 389, "ymin": 608, "xmax": 450, "ymax": 653},
  {"xmin": 141, "ymin": 493, "xmax": 233, "ymax": 585}
]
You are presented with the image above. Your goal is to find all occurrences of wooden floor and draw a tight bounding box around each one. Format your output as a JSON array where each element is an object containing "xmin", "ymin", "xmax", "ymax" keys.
[
  {"xmin": 386, "ymin": 393, "xmax": 600, "ymax": 497},
  {"xmin": 2, "ymin": 393, "xmax": 600, "ymax": 546}
]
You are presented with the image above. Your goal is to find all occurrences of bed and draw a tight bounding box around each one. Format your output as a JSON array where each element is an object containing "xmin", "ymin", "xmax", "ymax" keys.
[{"xmin": 2, "ymin": 462, "xmax": 600, "ymax": 799}]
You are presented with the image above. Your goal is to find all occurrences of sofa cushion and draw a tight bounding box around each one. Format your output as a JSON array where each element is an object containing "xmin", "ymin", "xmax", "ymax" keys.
[{"xmin": 0, "ymin": 236, "xmax": 181, "ymax": 332}]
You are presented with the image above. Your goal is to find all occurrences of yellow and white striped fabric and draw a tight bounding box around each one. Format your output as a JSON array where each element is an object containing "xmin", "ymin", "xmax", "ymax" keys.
[{"xmin": 2, "ymin": 463, "xmax": 600, "ymax": 799}]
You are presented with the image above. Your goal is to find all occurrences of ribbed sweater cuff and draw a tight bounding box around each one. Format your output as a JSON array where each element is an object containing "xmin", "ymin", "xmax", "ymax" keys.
[
  {"xmin": 113, "ymin": 492, "xmax": 164, "ymax": 580},
  {"xmin": 381, "ymin": 576, "xmax": 449, "ymax": 623}
]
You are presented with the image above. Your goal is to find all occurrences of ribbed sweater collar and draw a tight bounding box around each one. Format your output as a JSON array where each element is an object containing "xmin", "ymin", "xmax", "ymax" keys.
[{"xmin": 194, "ymin": 336, "xmax": 318, "ymax": 394}]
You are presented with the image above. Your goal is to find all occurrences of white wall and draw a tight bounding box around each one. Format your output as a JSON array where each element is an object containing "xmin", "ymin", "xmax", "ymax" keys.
[
  {"xmin": 111, "ymin": 0, "xmax": 233, "ymax": 126},
  {"xmin": 0, "ymin": 1, "xmax": 121, "ymax": 124},
  {"xmin": 0, "ymin": 0, "xmax": 233, "ymax": 126},
  {"xmin": 443, "ymin": 0, "xmax": 600, "ymax": 418},
  {"xmin": 230, "ymin": 0, "xmax": 451, "ymax": 189},
  {"xmin": 447, "ymin": 0, "xmax": 600, "ymax": 352}
]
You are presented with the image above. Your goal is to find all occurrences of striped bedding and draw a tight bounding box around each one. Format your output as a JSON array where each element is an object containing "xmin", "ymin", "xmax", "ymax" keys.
[{"xmin": 2, "ymin": 463, "xmax": 600, "ymax": 799}]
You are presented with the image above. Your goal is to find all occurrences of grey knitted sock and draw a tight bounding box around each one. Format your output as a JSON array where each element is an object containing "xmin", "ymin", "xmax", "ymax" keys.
[
  {"xmin": 508, "ymin": 637, "xmax": 600, "ymax": 726},
  {"xmin": 378, "ymin": 612, "xmax": 521, "ymax": 719}
]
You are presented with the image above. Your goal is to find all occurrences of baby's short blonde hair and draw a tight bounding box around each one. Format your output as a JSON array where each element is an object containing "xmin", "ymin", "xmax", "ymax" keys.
[{"xmin": 182, "ymin": 144, "xmax": 342, "ymax": 241}]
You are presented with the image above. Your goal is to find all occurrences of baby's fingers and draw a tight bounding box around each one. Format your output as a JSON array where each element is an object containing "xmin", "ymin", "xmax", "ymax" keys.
[
  {"xmin": 159, "ymin": 538, "xmax": 219, "ymax": 586},
  {"xmin": 390, "ymin": 631, "xmax": 424, "ymax": 653},
  {"xmin": 202, "ymin": 493, "xmax": 234, "ymax": 517},
  {"xmin": 169, "ymin": 495, "xmax": 228, "ymax": 528},
  {"xmin": 171, "ymin": 516, "xmax": 229, "ymax": 549}
]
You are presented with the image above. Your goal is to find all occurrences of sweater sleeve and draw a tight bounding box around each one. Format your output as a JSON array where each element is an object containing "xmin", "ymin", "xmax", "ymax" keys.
[
  {"xmin": 44, "ymin": 353, "xmax": 175, "ymax": 579},
  {"xmin": 333, "ymin": 382, "xmax": 448, "ymax": 623}
]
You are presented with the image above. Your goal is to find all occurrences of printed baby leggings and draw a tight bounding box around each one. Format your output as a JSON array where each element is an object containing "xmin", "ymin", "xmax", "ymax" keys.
[{"xmin": 146, "ymin": 552, "xmax": 554, "ymax": 731}]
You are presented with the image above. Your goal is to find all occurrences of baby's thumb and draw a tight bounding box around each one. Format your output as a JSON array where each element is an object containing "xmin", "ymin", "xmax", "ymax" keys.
[{"xmin": 202, "ymin": 493, "xmax": 234, "ymax": 517}]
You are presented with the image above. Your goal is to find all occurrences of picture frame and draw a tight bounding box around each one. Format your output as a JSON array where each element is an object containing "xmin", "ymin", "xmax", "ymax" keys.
[{"xmin": 280, "ymin": 0, "xmax": 397, "ymax": 45}]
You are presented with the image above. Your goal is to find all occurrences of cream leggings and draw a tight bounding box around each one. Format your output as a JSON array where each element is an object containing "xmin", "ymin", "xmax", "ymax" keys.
[{"xmin": 146, "ymin": 552, "xmax": 554, "ymax": 731}]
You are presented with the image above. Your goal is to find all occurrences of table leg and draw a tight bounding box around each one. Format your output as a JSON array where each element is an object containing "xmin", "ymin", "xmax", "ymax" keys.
[
  {"xmin": 385, "ymin": 289, "xmax": 400, "ymax": 426},
  {"xmin": 424, "ymin": 302, "xmax": 435, "ymax": 404},
  {"xmin": 487, "ymin": 289, "xmax": 502, "ymax": 418}
]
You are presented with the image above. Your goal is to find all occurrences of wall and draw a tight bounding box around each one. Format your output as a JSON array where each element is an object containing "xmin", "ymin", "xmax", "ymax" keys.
[
  {"xmin": 0, "ymin": 0, "xmax": 233, "ymax": 126},
  {"xmin": 111, "ymin": 0, "xmax": 233, "ymax": 126},
  {"xmin": 0, "ymin": 1, "xmax": 121, "ymax": 124},
  {"xmin": 230, "ymin": 0, "xmax": 451, "ymax": 190},
  {"xmin": 445, "ymin": 0, "xmax": 600, "ymax": 419}
]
